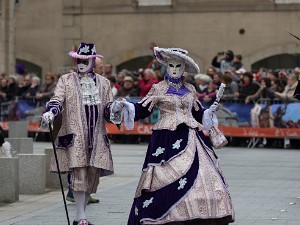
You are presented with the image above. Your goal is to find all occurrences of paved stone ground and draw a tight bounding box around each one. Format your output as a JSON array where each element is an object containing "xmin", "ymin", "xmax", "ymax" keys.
[{"xmin": 0, "ymin": 142, "xmax": 299, "ymax": 225}]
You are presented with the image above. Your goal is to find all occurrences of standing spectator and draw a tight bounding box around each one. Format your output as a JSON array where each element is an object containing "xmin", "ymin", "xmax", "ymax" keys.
[
  {"xmin": 236, "ymin": 71, "xmax": 260, "ymax": 100},
  {"xmin": 245, "ymin": 77, "xmax": 273, "ymax": 104},
  {"xmin": 104, "ymin": 63, "xmax": 114, "ymax": 78},
  {"xmin": 23, "ymin": 76, "xmax": 40, "ymax": 103},
  {"xmin": 194, "ymin": 73, "xmax": 212, "ymax": 96},
  {"xmin": 206, "ymin": 66, "xmax": 217, "ymax": 78},
  {"xmin": 220, "ymin": 73, "xmax": 239, "ymax": 101},
  {"xmin": 183, "ymin": 72, "xmax": 196, "ymax": 87},
  {"xmin": 211, "ymin": 50, "xmax": 234, "ymax": 73},
  {"xmin": 94, "ymin": 57, "xmax": 104, "ymax": 76},
  {"xmin": 232, "ymin": 54, "xmax": 244, "ymax": 70},
  {"xmin": 116, "ymin": 76, "xmax": 138, "ymax": 98},
  {"xmin": 35, "ymin": 72, "xmax": 56, "ymax": 105},
  {"xmin": 271, "ymin": 78, "xmax": 285, "ymax": 95},
  {"xmin": 197, "ymin": 81, "xmax": 217, "ymax": 104},
  {"xmin": 6, "ymin": 75, "xmax": 18, "ymax": 100},
  {"xmin": 17, "ymin": 74, "xmax": 31, "ymax": 97},
  {"xmin": 274, "ymin": 74, "xmax": 298, "ymax": 101},
  {"xmin": 294, "ymin": 67, "xmax": 300, "ymax": 79},
  {"xmin": 0, "ymin": 78, "xmax": 9, "ymax": 101},
  {"xmin": 213, "ymin": 72, "xmax": 222, "ymax": 88},
  {"xmin": 148, "ymin": 58, "xmax": 167, "ymax": 77},
  {"xmin": 233, "ymin": 68, "xmax": 246, "ymax": 83},
  {"xmin": 116, "ymin": 72, "xmax": 125, "ymax": 89},
  {"xmin": 132, "ymin": 76, "xmax": 141, "ymax": 96},
  {"xmin": 139, "ymin": 68, "xmax": 158, "ymax": 97},
  {"xmin": 108, "ymin": 76, "xmax": 118, "ymax": 97}
]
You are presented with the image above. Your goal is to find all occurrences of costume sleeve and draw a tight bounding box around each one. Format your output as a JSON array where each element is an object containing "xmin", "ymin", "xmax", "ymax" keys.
[
  {"xmin": 192, "ymin": 100, "xmax": 205, "ymax": 123},
  {"xmin": 135, "ymin": 84, "xmax": 157, "ymax": 120},
  {"xmin": 294, "ymin": 81, "xmax": 300, "ymax": 100},
  {"xmin": 44, "ymin": 77, "xmax": 65, "ymax": 120},
  {"xmin": 134, "ymin": 102, "xmax": 153, "ymax": 120},
  {"xmin": 103, "ymin": 79, "xmax": 115, "ymax": 123}
]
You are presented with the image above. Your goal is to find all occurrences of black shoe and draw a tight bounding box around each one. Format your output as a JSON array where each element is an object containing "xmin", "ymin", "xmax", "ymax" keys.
[{"xmin": 66, "ymin": 189, "xmax": 75, "ymax": 202}]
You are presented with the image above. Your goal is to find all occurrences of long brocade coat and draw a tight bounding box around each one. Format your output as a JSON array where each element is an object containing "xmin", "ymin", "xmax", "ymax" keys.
[{"xmin": 49, "ymin": 72, "xmax": 113, "ymax": 174}]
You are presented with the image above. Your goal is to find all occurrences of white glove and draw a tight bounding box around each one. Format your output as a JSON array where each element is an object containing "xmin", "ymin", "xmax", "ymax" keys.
[
  {"xmin": 40, "ymin": 111, "xmax": 54, "ymax": 128},
  {"xmin": 208, "ymin": 101, "xmax": 219, "ymax": 116},
  {"xmin": 111, "ymin": 101, "xmax": 124, "ymax": 113}
]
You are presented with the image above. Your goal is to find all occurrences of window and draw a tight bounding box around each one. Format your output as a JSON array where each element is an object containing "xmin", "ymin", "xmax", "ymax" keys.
[
  {"xmin": 138, "ymin": 0, "xmax": 172, "ymax": 6},
  {"xmin": 275, "ymin": 0, "xmax": 300, "ymax": 3}
]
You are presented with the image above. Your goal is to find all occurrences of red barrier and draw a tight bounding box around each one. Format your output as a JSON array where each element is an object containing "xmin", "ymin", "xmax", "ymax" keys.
[{"xmin": 2, "ymin": 121, "xmax": 300, "ymax": 139}]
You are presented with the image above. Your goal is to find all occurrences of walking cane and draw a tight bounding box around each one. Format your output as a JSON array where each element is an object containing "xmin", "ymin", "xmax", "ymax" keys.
[{"xmin": 48, "ymin": 123, "xmax": 71, "ymax": 225}]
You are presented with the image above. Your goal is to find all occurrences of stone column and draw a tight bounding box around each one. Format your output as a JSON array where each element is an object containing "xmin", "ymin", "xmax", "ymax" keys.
[
  {"xmin": 0, "ymin": 157, "xmax": 19, "ymax": 203},
  {"xmin": 18, "ymin": 154, "xmax": 46, "ymax": 194},
  {"xmin": 8, "ymin": 121, "xmax": 28, "ymax": 138}
]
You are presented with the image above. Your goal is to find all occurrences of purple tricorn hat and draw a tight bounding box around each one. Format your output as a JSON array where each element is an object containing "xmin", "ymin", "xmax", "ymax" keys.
[{"xmin": 68, "ymin": 42, "xmax": 104, "ymax": 59}]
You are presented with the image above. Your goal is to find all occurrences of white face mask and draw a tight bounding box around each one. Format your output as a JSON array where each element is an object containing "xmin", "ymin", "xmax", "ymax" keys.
[
  {"xmin": 77, "ymin": 58, "xmax": 94, "ymax": 73},
  {"xmin": 167, "ymin": 60, "xmax": 185, "ymax": 78}
]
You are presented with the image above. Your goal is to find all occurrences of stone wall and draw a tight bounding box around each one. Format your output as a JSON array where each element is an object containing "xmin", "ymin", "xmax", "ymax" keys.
[{"xmin": 10, "ymin": 0, "xmax": 300, "ymax": 76}]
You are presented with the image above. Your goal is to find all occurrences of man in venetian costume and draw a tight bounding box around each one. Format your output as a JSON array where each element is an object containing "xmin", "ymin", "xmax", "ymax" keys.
[
  {"xmin": 111, "ymin": 47, "xmax": 235, "ymax": 225},
  {"xmin": 41, "ymin": 42, "xmax": 117, "ymax": 225}
]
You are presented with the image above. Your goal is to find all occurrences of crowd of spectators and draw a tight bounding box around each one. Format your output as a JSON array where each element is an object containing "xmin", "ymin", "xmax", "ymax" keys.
[
  {"xmin": 104, "ymin": 50, "xmax": 299, "ymax": 107},
  {"xmin": 0, "ymin": 49, "xmax": 299, "ymax": 121}
]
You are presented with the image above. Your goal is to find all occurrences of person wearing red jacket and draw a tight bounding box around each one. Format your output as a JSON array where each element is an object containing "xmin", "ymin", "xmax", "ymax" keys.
[{"xmin": 139, "ymin": 68, "xmax": 158, "ymax": 97}]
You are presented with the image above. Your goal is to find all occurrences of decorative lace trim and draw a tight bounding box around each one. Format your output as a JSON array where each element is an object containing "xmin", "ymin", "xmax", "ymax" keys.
[
  {"xmin": 166, "ymin": 79, "xmax": 183, "ymax": 91},
  {"xmin": 80, "ymin": 74, "xmax": 101, "ymax": 106}
]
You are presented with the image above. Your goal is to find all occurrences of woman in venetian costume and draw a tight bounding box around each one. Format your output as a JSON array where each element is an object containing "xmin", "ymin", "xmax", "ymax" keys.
[{"xmin": 112, "ymin": 47, "xmax": 235, "ymax": 225}]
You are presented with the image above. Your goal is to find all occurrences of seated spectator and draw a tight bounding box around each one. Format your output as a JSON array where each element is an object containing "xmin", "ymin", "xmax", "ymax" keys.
[
  {"xmin": 197, "ymin": 81, "xmax": 217, "ymax": 104},
  {"xmin": 35, "ymin": 72, "xmax": 56, "ymax": 105},
  {"xmin": 139, "ymin": 68, "xmax": 158, "ymax": 97},
  {"xmin": 194, "ymin": 74, "xmax": 212, "ymax": 95},
  {"xmin": 116, "ymin": 76, "xmax": 138, "ymax": 98},
  {"xmin": 274, "ymin": 74, "xmax": 298, "ymax": 101},
  {"xmin": 236, "ymin": 71, "xmax": 260, "ymax": 100},
  {"xmin": 220, "ymin": 73, "xmax": 239, "ymax": 101},
  {"xmin": 245, "ymin": 77, "xmax": 274, "ymax": 104}
]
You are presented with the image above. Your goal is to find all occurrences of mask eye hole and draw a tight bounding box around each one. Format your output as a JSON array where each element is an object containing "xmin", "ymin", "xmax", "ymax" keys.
[
  {"xmin": 77, "ymin": 59, "xmax": 89, "ymax": 65},
  {"xmin": 176, "ymin": 64, "xmax": 181, "ymax": 68},
  {"xmin": 169, "ymin": 64, "xmax": 174, "ymax": 68}
]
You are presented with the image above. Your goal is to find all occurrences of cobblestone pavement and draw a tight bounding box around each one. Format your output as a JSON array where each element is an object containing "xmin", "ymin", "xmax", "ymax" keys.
[{"xmin": 0, "ymin": 142, "xmax": 299, "ymax": 225}]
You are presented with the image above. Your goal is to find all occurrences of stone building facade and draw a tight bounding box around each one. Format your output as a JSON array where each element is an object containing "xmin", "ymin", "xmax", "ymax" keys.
[{"xmin": 2, "ymin": 0, "xmax": 300, "ymax": 76}]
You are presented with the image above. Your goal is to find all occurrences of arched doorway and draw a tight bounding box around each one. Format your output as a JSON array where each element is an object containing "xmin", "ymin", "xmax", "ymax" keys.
[
  {"xmin": 251, "ymin": 54, "xmax": 300, "ymax": 72},
  {"xmin": 116, "ymin": 55, "xmax": 153, "ymax": 73},
  {"xmin": 16, "ymin": 59, "xmax": 42, "ymax": 77}
]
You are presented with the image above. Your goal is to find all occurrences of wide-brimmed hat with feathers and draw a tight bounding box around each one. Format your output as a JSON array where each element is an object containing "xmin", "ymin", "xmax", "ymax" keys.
[
  {"xmin": 154, "ymin": 47, "xmax": 200, "ymax": 75},
  {"xmin": 68, "ymin": 42, "xmax": 103, "ymax": 59}
]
